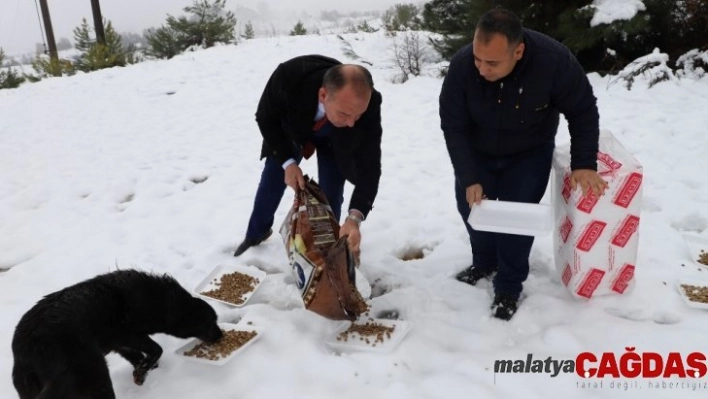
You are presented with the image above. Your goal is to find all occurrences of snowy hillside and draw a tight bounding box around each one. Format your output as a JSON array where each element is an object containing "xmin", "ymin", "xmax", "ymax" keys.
[{"xmin": 1, "ymin": 31, "xmax": 708, "ymax": 398}]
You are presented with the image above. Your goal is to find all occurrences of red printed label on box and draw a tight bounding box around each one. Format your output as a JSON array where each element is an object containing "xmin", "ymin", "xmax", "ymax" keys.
[
  {"xmin": 560, "ymin": 216, "xmax": 573, "ymax": 243},
  {"xmin": 577, "ymin": 268, "xmax": 605, "ymax": 298},
  {"xmin": 576, "ymin": 220, "xmax": 607, "ymax": 252},
  {"xmin": 611, "ymin": 215, "xmax": 640, "ymax": 248},
  {"xmin": 598, "ymin": 152, "xmax": 623, "ymax": 171},
  {"xmin": 613, "ymin": 172, "xmax": 642, "ymax": 208},
  {"xmin": 577, "ymin": 191, "xmax": 600, "ymax": 214},
  {"xmin": 611, "ymin": 264, "xmax": 635, "ymax": 294},
  {"xmin": 562, "ymin": 174, "xmax": 572, "ymax": 203},
  {"xmin": 562, "ymin": 263, "xmax": 572, "ymax": 286}
]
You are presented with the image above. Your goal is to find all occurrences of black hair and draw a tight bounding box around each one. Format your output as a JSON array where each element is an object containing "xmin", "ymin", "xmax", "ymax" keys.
[{"xmin": 476, "ymin": 8, "xmax": 523, "ymax": 46}]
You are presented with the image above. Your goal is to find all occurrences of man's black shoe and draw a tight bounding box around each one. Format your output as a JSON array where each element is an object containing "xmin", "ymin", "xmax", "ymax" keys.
[
  {"xmin": 455, "ymin": 265, "xmax": 495, "ymax": 286},
  {"xmin": 491, "ymin": 293, "xmax": 518, "ymax": 321},
  {"xmin": 233, "ymin": 229, "xmax": 273, "ymax": 257}
]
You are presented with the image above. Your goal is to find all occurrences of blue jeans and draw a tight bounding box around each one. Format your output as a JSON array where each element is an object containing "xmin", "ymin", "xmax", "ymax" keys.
[
  {"xmin": 245, "ymin": 137, "xmax": 345, "ymax": 240},
  {"xmin": 454, "ymin": 141, "xmax": 555, "ymax": 298}
]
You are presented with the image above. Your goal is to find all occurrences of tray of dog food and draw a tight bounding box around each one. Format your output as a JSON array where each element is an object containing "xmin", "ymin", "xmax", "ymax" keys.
[
  {"xmin": 176, "ymin": 322, "xmax": 263, "ymax": 366},
  {"xmin": 676, "ymin": 279, "xmax": 708, "ymax": 310},
  {"xmin": 325, "ymin": 318, "xmax": 412, "ymax": 353},
  {"xmin": 682, "ymin": 234, "xmax": 708, "ymax": 268},
  {"xmin": 194, "ymin": 264, "xmax": 266, "ymax": 307}
]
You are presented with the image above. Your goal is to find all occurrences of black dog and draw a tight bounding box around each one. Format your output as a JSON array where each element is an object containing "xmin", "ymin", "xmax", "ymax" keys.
[{"xmin": 12, "ymin": 269, "xmax": 223, "ymax": 399}]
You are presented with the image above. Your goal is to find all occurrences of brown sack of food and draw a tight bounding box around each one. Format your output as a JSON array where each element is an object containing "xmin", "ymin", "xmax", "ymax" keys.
[{"xmin": 279, "ymin": 177, "xmax": 368, "ymax": 320}]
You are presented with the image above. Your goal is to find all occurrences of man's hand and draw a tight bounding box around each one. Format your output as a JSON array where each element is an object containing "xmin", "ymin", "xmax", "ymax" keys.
[
  {"xmin": 466, "ymin": 183, "xmax": 484, "ymax": 207},
  {"xmin": 340, "ymin": 218, "xmax": 361, "ymax": 264},
  {"xmin": 570, "ymin": 169, "xmax": 609, "ymax": 197},
  {"xmin": 284, "ymin": 164, "xmax": 305, "ymax": 190}
]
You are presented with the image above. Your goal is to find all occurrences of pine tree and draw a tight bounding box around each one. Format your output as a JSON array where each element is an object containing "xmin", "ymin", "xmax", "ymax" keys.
[
  {"xmin": 290, "ymin": 21, "xmax": 307, "ymax": 36},
  {"xmin": 242, "ymin": 21, "xmax": 255, "ymax": 39},
  {"xmin": 166, "ymin": 0, "xmax": 237, "ymax": 49},
  {"xmin": 356, "ymin": 20, "xmax": 378, "ymax": 33},
  {"xmin": 73, "ymin": 18, "xmax": 133, "ymax": 72},
  {"xmin": 73, "ymin": 18, "xmax": 94, "ymax": 53},
  {"xmin": 0, "ymin": 48, "xmax": 26, "ymax": 89},
  {"xmin": 29, "ymin": 55, "xmax": 76, "ymax": 81},
  {"xmin": 421, "ymin": 0, "xmax": 487, "ymax": 59},
  {"xmin": 145, "ymin": 26, "xmax": 182, "ymax": 59},
  {"xmin": 383, "ymin": 3, "xmax": 422, "ymax": 33},
  {"xmin": 146, "ymin": 0, "xmax": 237, "ymax": 59}
]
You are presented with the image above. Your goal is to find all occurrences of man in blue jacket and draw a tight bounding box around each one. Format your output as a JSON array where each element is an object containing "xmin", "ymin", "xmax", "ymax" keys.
[{"xmin": 439, "ymin": 8, "xmax": 608, "ymax": 320}]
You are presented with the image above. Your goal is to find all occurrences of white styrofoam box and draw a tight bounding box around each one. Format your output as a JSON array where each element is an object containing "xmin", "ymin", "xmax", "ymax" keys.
[{"xmin": 467, "ymin": 199, "xmax": 553, "ymax": 236}]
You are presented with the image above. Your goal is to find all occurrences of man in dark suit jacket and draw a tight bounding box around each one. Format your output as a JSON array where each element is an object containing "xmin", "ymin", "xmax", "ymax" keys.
[
  {"xmin": 234, "ymin": 55, "xmax": 383, "ymax": 258},
  {"xmin": 440, "ymin": 9, "xmax": 608, "ymax": 320}
]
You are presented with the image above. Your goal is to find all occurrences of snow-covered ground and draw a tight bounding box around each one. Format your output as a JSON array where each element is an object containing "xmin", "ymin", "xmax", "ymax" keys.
[{"xmin": 1, "ymin": 31, "xmax": 708, "ymax": 398}]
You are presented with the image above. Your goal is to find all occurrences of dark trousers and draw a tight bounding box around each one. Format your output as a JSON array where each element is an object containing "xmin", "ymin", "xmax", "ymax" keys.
[
  {"xmin": 245, "ymin": 137, "xmax": 345, "ymax": 240},
  {"xmin": 454, "ymin": 141, "xmax": 555, "ymax": 298}
]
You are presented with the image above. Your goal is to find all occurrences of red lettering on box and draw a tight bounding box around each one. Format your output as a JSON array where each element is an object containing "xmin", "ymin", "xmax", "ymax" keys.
[
  {"xmin": 560, "ymin": 216, "xmax": 573, "ymax": 243},
  {"xmin": 611, "ymin": 215, "xmax": 640, "ymax": 248},
  {"xmin": 577, "ymin": 191, "xmax": 600, "ymax": 214},
  {"xmin": 576, "ymin": 221, "xmax": 607, "ymax": 252},
  {"xmin": 611, "ymin": 264, "xmax": 635, "ymax": 294},
  {"xmin": 613, "ymin": 172, "xmax": 643, "ymax": 208},
  {"xmin": 562, "ymin": 174, "xmax": 572, "ymax": 203},
  {"xmin": 597, "ymin": 152, "xmax": 623, "ymax": 171},
  {"xmin": 562, "ymin": 263, "xmax": 573, "ymax": 286},
  {"xmin": 577, "ymin": 268, "xmax": 605, "ymax": 298}
]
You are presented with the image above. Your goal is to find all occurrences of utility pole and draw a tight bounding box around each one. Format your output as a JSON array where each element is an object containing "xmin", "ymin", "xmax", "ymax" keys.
[
  {"xmin": 91, "ymin": 0, "xmax": 106, "ymax": 45},
  {"xmin": 38, "ymin": 0, "xmax": 59, "ymax": 69}
]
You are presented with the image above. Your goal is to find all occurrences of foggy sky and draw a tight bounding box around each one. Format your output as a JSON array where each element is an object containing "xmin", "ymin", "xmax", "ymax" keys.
[{"xmin": 0, "ymin": 0, "xmax": 405, "ymax": 55}]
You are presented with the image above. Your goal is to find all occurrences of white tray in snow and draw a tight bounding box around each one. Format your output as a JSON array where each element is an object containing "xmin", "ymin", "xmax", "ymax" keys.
[
  {"xmin": 682, "ymin": 234, "xmax": 708, "ymax": 268},
  {"xmin": 175, "ymin": 322, "xmax": 263, "ymax": 366},
  {"xmin": 467, "ymin": 200, "xmax": 552, "ymax": 236},
  {"xmin": 676, "ymin": 279, "xmax": 708, "ymax": 310},
  {"xmin": 194, "ymin": 264, "xmax": 266, "ymax": 307},
  {"xmin": 325, "ymin": 318, "xmax": 412, "ymax": 353}
]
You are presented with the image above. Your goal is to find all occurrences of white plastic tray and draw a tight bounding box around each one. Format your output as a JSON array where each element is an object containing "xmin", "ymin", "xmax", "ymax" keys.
[
  {"xmin": 194, "ymin": 264, "xmax": 266, "ymax": 307},
  {"xmin": 325, "ymin": 318, "xmax": 412, "ymax": 353},
  {"xmin": 467, "ymin": 200, "xmax": 552, "ymax": 236},
  {"xmin": 175, "ymin": 322, "xmax": 263, "ymax": 366},
  {"xmin": 682, "ymin": 234, "xmax": 708, "ymax": 268},
  {"xmin": 676, "ymin": 279, "xmax": 708, "ymax": 310}
]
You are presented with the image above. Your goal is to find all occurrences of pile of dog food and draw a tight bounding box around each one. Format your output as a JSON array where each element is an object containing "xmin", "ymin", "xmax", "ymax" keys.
[
  {"xmin": 698, "ymin": 249, "xmax": 708, "ymax": 266},
  {"xmin": 680, "ymin": 283, "xmax": 708, "ymax": 304},
  {"xmin": 200, "ymin": 272, "xmax": 259, "ymax": 305},
  {"xmin": 183, "ymin": 329, "xmax": 258, "ymax": 361},
  {"xmin": 335, "ymin": 319, "xmax": 396, "ymax": 346}
]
